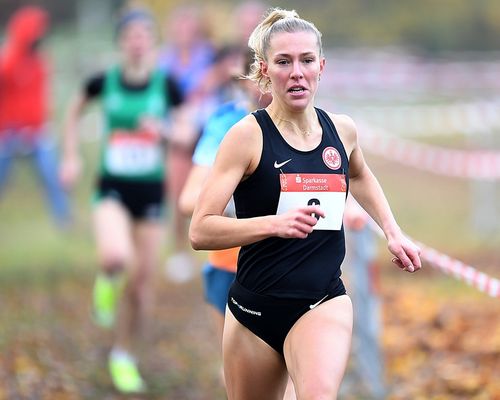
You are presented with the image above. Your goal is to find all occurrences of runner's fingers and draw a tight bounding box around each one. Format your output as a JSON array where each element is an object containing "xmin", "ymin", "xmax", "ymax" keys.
[
  {"xmin": 391, "ymin": 253, "xmax": 415, "ymax": 272},
  {"xmin": 398, "ymin": 241, "xmax": 422, "ymax": 271},
  {"xmin": 282, "ymin": 206, "xmax": 324, "ymax": 238},
  {"xmin": 391, "ymin": 257, "xmax": 404, "ymax": 269},
  {"xmin": 408, "ymin": 252, "xmax": 422, "ymax": 270},
  {"xmin": 295, "ymin": 221, "xmax": 315, "ymax": 235},
  {"xmin": 301, "ymin": 205, "xmax": 325, "ymax": 219},
  {"xmin": 291, "ymin": 227, "xmax": 310, "ymax": 239},
  {"xmin": 283, "ymin": 219, "xmax": 313, "ymax": 238},
  {"xmin": 409, "ymin": 246, "xmax": 422, "ymax": 269},
  {"xmin": 296, "ymin": 213, "xmax": 320, "ymax": 227}
]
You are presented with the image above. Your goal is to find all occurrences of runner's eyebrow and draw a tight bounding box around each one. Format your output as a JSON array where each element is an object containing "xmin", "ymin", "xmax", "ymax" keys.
[{"xmin": 273, "ymin": 52, "xmax": 316, "ymax": 58}]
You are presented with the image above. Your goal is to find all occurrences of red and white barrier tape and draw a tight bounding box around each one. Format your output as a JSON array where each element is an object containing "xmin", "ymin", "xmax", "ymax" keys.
[
  {"xmin": 370, "ymin": 224, "xmax": 500, "ymax": 298},
  {"xmin": 352, "ymin": 99, "xmax": 500, "ymax": 136},
  {"xmin": 358, "ymin": 125, "xmax": 500, "ymax": 180},
  {"xmin": 416, "ymin": 241, "xmax": 500, "ymax": 298},
  {"xmin": 322, "ymin": 51, "xmax": 500, "ymax": 93}
]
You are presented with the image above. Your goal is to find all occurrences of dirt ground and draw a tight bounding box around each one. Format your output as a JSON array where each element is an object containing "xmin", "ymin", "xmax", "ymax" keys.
[{"xmin": 0, "ymin": 258, "xmax": 498, "ymax": 400}]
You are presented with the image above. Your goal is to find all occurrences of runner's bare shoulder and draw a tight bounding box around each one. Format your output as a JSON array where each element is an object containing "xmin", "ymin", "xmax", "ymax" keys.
[
  {"xmin": 217, "ymin": 114, "xmax": 263, "ymax": 177},
  {"xmin": 326, "ymin": 112, "xmax": 358, "ymax": 155}
]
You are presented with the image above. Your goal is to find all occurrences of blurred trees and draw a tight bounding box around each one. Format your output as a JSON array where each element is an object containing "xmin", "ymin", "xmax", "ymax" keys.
[
  {"xmin": 1, "ymin": 0, "xmax": 500, "ymax": 52},
  {"xmin": 300, "ymin": 0, "xmax": 500, "ymax": 53}
]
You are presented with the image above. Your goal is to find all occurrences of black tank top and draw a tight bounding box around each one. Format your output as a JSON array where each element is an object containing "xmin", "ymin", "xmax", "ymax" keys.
[{"xmin": 234, "ymin": 108, "xmax": 350, "ymax": 299}]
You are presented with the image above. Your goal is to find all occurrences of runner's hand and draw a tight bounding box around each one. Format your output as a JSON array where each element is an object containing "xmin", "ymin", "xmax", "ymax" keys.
[
  {"xmin": 59, "ymin": 154, "xmax": 82, "ymax": 190},
  {"xmin": 387, "ymin": 233, "xmax": 422, "ymax": 273},
  {"xmin": 274, "ymin": 205, "xmax": 325, "ymax": 239}
]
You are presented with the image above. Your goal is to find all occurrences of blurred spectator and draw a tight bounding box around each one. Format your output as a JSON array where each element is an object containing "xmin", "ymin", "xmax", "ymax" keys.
[
  {"xmin": 59, "ymin": 7, "xmax": 183, "ymax": 394},
  {"xmin": 0, "ymin": 6, "xmax": 71, "ymax": 228},
  {"xmin": 159, "ymin": 5, "xmax": 216, "ymax": 281},
  {"xmin": 343, "ymin": 196, "xmax": 386, "ymax": 399},
  {"xmin": 232, "ymin": 1, "xmax": 267, "ymax": 48},
  {"xmin": 232, "ymin": 1, "xmax": 273, "ymax": 108},
  {"xmin": 158, "ymin": 5, "xmax": 215, "ymax": 101}
]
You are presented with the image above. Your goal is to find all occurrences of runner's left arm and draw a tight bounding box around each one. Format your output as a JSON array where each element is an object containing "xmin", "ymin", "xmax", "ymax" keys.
[{"xmin": 345, "ymin": 117, "xmax": 421, "ymax": 272}]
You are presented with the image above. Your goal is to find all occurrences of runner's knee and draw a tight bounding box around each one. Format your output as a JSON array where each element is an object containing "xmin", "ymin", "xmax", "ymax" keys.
[
  {"xmin": 100, "ymin": 250, "xmax": 131, "ymax": 274},
  {"xmin": 294, "ymin": 377, "xmax": 339, "ymax": 400}
]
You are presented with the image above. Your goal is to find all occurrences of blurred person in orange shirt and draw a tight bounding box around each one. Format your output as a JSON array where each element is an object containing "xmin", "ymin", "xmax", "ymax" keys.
[
  {"xmin": 179, "ymin": 47, "xmax": 264, "ymax": 386},
  {"xmin": 0, "ymin": 6, "xmax": 71, "ymax": 227}
]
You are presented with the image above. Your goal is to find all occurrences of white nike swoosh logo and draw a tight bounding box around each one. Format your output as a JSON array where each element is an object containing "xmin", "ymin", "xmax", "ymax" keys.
[
  {"xmin": 274, "ymin": 159, "xmax": 292, "ymax": 168},
  {"xmin": 309, "ymin": 294, "xmax": 329, "ymax": 309}
]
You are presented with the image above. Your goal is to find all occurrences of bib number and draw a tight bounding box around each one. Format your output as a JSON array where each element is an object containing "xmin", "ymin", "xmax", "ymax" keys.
[
  {"xmin": 277, "ymin": 173, "xmax": 347, "ymax": 231},
  {"xmin": 105, "ymin": 131, "xmax": 161, "ymax": 176}
]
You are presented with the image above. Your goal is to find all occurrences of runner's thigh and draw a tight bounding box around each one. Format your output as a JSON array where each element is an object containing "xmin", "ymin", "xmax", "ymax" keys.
[
  {"xmin": 93, "ymin": 199, "xmax": 134, "ymax": 268},
  {"xmin": 133, "ymin": 221, "xmax": 164, "ymax": 278},
  {"xmin": 223, "ymin": 308, "xmax": 288, "ymax": 400},
  {"xmin": 284, "ymin": 295, "xmax": 353, "ymax": 400}
]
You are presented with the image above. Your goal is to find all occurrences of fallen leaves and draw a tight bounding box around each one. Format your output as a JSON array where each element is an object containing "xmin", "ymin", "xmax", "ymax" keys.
[
  {"xmin": 0, "ymin": 262, "xmax": 498, "ymax": 399},
  {"xmin": 382, "ymin": 274, "xmax": 500, "ymax": 400}
]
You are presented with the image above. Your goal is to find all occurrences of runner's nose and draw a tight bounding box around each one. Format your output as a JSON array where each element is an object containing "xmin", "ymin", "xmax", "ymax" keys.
[{"xmin": 290, "ymin": 61, "xmax": 304, "ymax": 79}]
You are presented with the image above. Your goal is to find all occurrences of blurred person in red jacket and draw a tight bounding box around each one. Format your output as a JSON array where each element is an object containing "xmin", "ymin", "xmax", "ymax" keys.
[{"xmin": 0, "ymin": 5, "xmax": 70, "ymax": 227}]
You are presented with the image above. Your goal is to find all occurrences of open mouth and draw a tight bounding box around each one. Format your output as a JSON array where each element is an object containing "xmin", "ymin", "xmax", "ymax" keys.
[{"xmin": 288, "ymin": 86, "xmax": 306, "ymax": 93}]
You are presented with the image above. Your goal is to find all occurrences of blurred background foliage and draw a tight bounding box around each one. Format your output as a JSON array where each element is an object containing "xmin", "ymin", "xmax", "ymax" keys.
[
  {"xmin": 1, "ymin": 0, "xmax": 500, "ymax": 53},
  {"xmin": 1, "ymin": 1, "xmax": 499, "ymax": 399}
]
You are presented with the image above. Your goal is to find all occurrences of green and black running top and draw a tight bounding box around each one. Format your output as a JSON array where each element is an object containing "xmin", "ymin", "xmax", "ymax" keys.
[
  {"xmin": 84, "ymin": 66, "xmax": 183, "ymax": 182},
  {"xmin": 233, "ymin": 108, "xmax": 350, "ymax": 300}
]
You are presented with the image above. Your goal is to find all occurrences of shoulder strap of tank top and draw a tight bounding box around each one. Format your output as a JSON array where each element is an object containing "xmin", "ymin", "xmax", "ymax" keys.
[
  {"xmin": 251, "ymin": 108, "xmax": 274, "ymax": 133},
  {"xmin": 315, "ymin": 108, "xmax": 338, "ymax": 140},
  {"xmin": 315, "ymin": 107, "xmax": 349, "ymax": 162}
]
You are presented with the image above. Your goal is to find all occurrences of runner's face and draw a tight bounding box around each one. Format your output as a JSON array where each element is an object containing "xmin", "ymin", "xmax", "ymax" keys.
[
  {"xmin": 119, "ymin": 21, "xmax": 155, "ymax": 63},
  {"xmin": 261, "ymin": 30, "xmax": 324, "ymax": 111}
]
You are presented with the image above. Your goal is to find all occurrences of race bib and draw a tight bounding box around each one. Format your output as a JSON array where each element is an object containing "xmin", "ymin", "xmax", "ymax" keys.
[
  {"xmin": 277, "ymin": 173, "xmax": 347, "ymax": 231},
  {"xmin": 105, "ymin": 131, "xmax": 161, "ymax": 176}
]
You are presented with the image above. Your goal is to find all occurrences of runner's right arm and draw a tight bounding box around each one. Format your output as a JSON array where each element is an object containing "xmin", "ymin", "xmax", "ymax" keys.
[
  {"xmin": 59, "ymin": 74, "xmax": 101, "ymax": 189},
  {"xmin": 189, "ymin": 115, "xmax": 324, "ymax": 250},
  {"xmin": 179, "ymin": 165, "xmax": 210, "ymax": 216}
]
